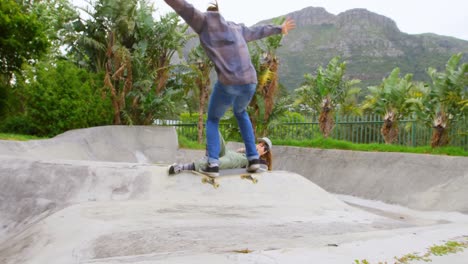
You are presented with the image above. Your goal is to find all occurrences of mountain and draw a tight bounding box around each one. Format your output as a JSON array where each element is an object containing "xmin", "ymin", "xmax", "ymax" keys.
[{"xmin": 258, "ymin": 7, "xmax": 468, "ymax": 90}]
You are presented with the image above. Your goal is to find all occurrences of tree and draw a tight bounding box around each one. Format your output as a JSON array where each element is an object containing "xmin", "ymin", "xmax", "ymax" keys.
[
  {"xmin": 248, "ymin": 18, "xmax": 287, "ymax": 136},
  {"xmin": 73, "ymin": 1, "xmax": 192, "ymax": 125},
  {"xmin": 184, "ymin": 45, "xmax": 214, "ymax": 143},
  {"xmin": 412, "ymin": 53, "xmax": 467, "ymax": 147},
  {"xmin": 12, "ymin": 60, "xmax": 112, "ymax": 136},
  {"xmin": 0, "ymin": 0, "xmax": 49, "ymax": 119},
  {"xmin": 75, "ymin": 0, "xmax": 141, "ymax": 125},
  {"xmin": 25, "ymin": 0, "xmax": 78, "ymax": 58},
  {"xmin": 362, "ymin": 68, "xmax": 420, "ymax": 144},
  {"xmin": 0, "ymin": 0, "xmax": 49, "ymax": 77},
  {"xmin": 127, "ymin": 11, "xmax": 191, "ymax": 125},
  {"xmin": 145, "ymin": 12, "xmax": 190, "ymax": 95},
  {"xmin": 295, "ymin": 57, "xmax": 361, "ymax": 138}
]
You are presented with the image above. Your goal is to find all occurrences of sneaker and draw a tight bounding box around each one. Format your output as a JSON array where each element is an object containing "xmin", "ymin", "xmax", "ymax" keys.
[
  {"xmin": 168, "ymin": 163, "xmax": 182, "ymax": 175},
  {"xmin": 247, "ymin": 159, "xmax": 261, "ymax": 172},
  {"xmin": 201, "ymin": 163, "xmax": 219, "ymax": 177}
]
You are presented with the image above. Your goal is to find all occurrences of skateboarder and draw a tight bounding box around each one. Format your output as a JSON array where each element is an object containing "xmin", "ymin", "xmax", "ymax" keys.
[
  {"xmin": 168, "ymin": 136, "xmax": 273, "ymax": 176},
  {"xmin": 163, "ymin": 0, "xmax": 295, "ymax": 176}
]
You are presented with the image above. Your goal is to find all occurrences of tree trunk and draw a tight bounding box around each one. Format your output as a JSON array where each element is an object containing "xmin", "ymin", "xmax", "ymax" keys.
[
  {"xmin": 156, "ymin": 68, "xmax": 169, "ymax": 95},
  {"xmin": 319, "ymin": 111, "xmax": 334, "ymax": 138},
  {"xmin": 431, "ymin": 111, "xmax": 449, "ymax": 148},
  {"xmin": 319, "ymin": 97, "xmax": 334, "ymax": 138},
  {"xmin": 431, "ymin": 127, "xmax": 449, "ymax": 148},
  {"xmin": 197, "ymin": 66, "xmax": 211, "ymax": 144},
  {"xmin": 105, "ymin": 69, "xmax": 121, "ymax": 125},
  {"xmin": 381, "ymin": 111, "xmax": 398, "ymax": 144},
  {"xmin": 381, "ymin": 122, "xmax": 399, "ymax": 144},
  {"xmin": 250, "ymin": 95, "xmax": 259, "ymax": 136},
  {"xmin": 104, "ymin": 32, "xmax": 121, "ymax": 125},
  {"xmin": 197, "ymin": 83, "xmax": 209, "ymax": 144}
]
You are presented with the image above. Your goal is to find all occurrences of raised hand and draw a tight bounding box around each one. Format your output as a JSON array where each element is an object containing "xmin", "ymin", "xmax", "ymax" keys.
[{"xmin": 281, "ymin": 17, "xmax": 296, "ymax": 35}]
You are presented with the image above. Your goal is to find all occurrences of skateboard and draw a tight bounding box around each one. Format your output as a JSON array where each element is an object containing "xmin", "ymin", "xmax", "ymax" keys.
[{"xmin": 191, "ymin": 168, "xmax": 267, "ymax": 188}]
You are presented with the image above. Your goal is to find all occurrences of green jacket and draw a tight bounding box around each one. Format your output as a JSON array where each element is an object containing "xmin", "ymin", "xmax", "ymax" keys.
[{"xmin": 194, "ymin": 135, "xmax": 248, "ymax": 171}]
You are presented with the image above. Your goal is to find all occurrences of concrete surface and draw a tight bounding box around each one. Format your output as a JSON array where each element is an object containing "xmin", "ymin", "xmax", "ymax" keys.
[
  {"xmin": 276, "ymin": 147, "xmax": 468, "ymax": 213},
  {"xmin": 0, "ymin": 126, "xmax": 178, "ymax": 163},
  {"xmin": 228, "ymin": 142, "xmax": 468, "ymax": 213},
  {"xmin": 0, "ymin": 126, "xmax": 467, "ymax": 264}
]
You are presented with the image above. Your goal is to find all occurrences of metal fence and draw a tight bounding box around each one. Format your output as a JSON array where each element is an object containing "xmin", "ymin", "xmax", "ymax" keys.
[{"xmin": 169, "ymin": 114, "xmax": 468, "ymax": 150}]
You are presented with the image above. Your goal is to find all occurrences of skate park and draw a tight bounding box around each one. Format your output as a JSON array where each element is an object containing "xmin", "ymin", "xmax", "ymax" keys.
[{"xmin": 0, "ymin": 126, "xmax": 467, "ymax": 264}]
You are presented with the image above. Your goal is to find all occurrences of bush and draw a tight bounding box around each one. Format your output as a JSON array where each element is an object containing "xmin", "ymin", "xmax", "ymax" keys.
[
  {"xmin": 180, "ymin": 112, "xmax": 205, "ymax": 123},
  {"xmin": 15, "ymin": 60, "xmax": 113, "ymax": 137},
  {"xmin": 0, "ymin": 115, "xmax": 37, "ymax": 135},
  {"xmin": 278, "ymin": 111, "xmax": 306, "ymax": 123},
  {"xmin": 0, "ymin": 84, "xmax": 7, "ymax": 120}
]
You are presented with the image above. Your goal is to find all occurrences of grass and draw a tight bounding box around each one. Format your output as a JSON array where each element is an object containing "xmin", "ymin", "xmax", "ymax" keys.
[
  {"xmin": 0, "ymin": 133, "xmax": 44, "ymax": 141},
  {"xmin": 354, "ymin": 238, "xmax": 468, "ymax": 264},
  {"xmin": 394, "ymin": 252, "xmax": 431, "ymax": 263},
  {"xmin": 273, "ymin": 137, "xmax": 468, "ymax": 157},
  {"xmin": 177, "ymin": 135, "xmax": 205, "ymax": 150},
  {"xmin": 429, "ymin": 241, "xmax": 468, "ymax": 256}
]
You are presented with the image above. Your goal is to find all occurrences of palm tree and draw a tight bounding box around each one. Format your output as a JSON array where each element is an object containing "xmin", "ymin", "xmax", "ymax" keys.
[
  {"xmin": 295, "ymin": 56, "xmax": 361, "ymax": 138},
  {"xmin": 416, "ymin": 53, "xmax": 467, "ymax": 147},
  {"xmin": 145, "ymin": 13, "xmax": 191, "ymax": 95},
  {"xmin": 362, "ymin": 68, "xmax": 419, "ymax": 144},
  {"xmin": 185, "ymin": 45, "xmax": 214, "ymax": 143},
  {"xmin": 74, "ymin": 1, "xmax": 190, "ymax": 125},
  {"xmin": 75, "ymin": 0, "xmax": 140, "ymax": 125},
  {"xmin": 249, "ymin": 18, "xmax": 285, "ymax": 136},
  {"xmin": 126, "ymin": 6, "xmax": 190, "ymax": 125}
]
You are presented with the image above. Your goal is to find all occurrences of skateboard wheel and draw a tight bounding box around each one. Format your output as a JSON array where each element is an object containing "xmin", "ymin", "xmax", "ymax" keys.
[
  {"xmin": 202, "ymin": 177, "xmax": 208, "ymax": 183},
  {"xmin": 252, "ymin": 179, "xmax": 258, "ymax": 184},
  {"xmin": 214, "ymin": 183, "xmax": 220, "ymax": 188}
]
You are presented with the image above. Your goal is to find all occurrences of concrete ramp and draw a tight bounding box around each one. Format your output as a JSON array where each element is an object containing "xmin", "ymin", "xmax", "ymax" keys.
[
  {"xmin": 1, "ymin": 126, "xmax": 468, "ymax": 264},
  {"xmin": 0, "ymin": 159, "xmax": 405, "ymax": 264},
  {"xmin": 0, "ymin": 126, "xmax": 178, "ymax": 163},
  {"xmin": 271, "ymin": 146, "xmax": 468, "ymax": 213}
]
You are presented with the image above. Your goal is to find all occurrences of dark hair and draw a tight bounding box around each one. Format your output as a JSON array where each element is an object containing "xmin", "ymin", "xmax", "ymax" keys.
[
  {"xmin": 263, "ymin": 143, "xmax": 270, "ymax": 153},
  {"xmin": 206, "ymin": 0, "xmax": 219, "ymax": 11},
  {"xmin": 259, "ymin": 143, "xmax": 273, "ymax": 171}
]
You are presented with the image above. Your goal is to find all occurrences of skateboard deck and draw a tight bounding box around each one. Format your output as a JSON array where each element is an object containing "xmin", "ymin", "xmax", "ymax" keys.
[{"xmin": 191, "ymin": 168, "xmax": 267, "ymax": 188}]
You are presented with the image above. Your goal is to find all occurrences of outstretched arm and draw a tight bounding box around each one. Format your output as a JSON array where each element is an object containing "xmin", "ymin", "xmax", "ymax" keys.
[
  {"xmin": 242, "ymin": 17, "xmax": 296, "ymax": 42},
  {"xmin": 163, "ymin": 0, "xmax": 205, "ymax": 33},
  {"xmin": 242, "ymin": 24, "xmax": 282, "ymax": 42}
]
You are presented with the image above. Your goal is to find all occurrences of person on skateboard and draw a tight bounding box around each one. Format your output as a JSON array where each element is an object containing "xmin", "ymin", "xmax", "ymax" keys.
[{"xmin": 163, "ymin": 0, "xmax": 295, "ymax": 176}]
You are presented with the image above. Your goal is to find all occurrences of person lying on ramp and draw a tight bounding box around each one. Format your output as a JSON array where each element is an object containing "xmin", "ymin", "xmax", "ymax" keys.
[{"xmin": 169, "ymin": 135, "xmax": 273, "ymax": 177}]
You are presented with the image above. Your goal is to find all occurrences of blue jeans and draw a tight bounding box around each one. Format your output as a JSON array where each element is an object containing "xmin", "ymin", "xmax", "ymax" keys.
[{"xmin": 206, "ymin": 81, "xmax": 259, "ymax": 165}]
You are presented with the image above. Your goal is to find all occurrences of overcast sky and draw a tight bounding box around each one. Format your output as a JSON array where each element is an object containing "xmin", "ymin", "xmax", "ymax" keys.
[{"xmin": 73, "ymin": 0, "xmax": 468, "ymax": 41}]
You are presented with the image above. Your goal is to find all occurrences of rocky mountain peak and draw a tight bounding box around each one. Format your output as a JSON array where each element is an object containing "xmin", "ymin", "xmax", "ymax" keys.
[
  {"xmin": 285, "ymin": 6, "xmax": 336, "ymax": 26},
  {"xmin": 336, "ymin": 8, "xmax": 400, "ymax": 34}
]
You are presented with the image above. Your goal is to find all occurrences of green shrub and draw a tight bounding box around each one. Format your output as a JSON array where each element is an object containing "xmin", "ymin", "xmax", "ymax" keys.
[
  {"xmin": 279, "ymin": 111, "xmax": 306, "ymax": 123},
  {"xmin": 180, "ymin": 112, "xmax": 205, "ymax": 123},
  {"xmin": 0, "ymin": 115, "xmax": 37, "ymax": 135},
  {"xmin": 16, "ymin": 60, "xmax": 113, "ymax": 137},
  {"xmin": 0, "ymin": 84, "xmax": 7, "ymax": 119}
]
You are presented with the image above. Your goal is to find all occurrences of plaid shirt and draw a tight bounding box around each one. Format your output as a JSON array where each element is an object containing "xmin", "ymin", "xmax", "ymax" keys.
[{"xmin": 164, "ymin": 0, "xmax": 282, "ymax": 85}]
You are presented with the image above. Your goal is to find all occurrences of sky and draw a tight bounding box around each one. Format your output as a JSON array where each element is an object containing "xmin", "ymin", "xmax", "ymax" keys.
[{"xmin": 72, "ymin": 0, "xmax": 468, "ymax": 41}]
